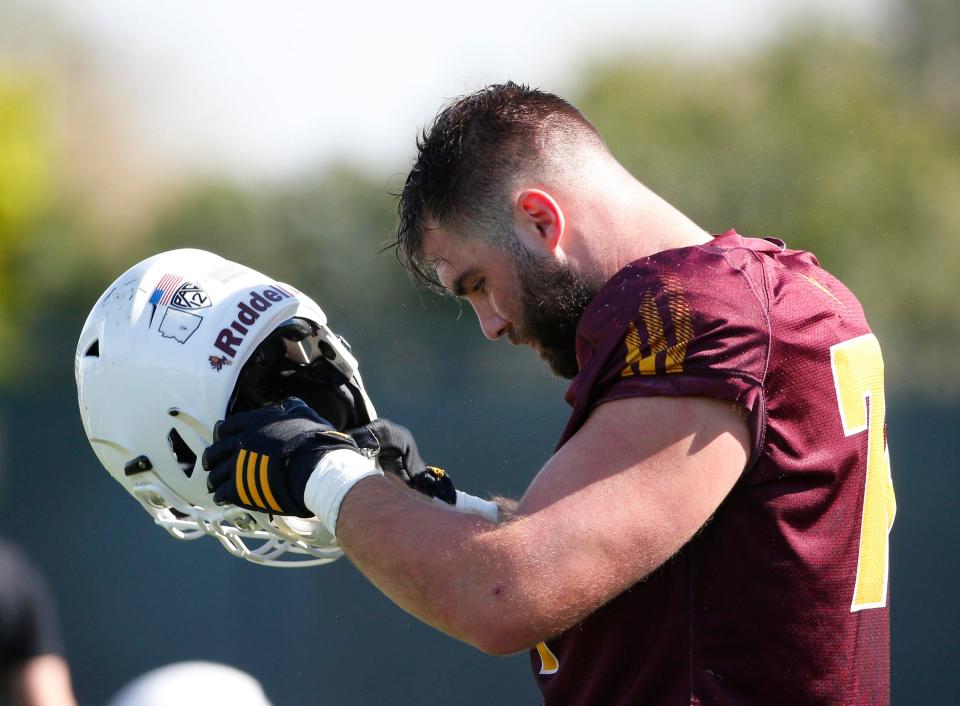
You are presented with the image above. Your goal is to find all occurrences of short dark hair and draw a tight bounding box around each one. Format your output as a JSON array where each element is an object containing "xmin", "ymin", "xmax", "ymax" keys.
[{"xmin": 393, "ymin": 82, "xmax": 602, "ymax": 290}]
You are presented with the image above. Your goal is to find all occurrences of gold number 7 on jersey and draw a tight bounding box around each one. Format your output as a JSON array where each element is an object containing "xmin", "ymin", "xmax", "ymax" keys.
[{"xmin": 830, "ymin": 333, "xmax": 897, "ymax": 612}]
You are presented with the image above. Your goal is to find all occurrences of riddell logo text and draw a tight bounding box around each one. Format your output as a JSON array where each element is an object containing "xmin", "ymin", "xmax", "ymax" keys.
[{"xmin": 213, "ymin": 285, "xmax": 293, "ymax": 359}]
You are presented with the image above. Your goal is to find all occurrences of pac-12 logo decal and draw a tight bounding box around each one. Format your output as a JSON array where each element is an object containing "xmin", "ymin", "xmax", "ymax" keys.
[
  {"xmin": 170, "ymin": 283, "xmax": 211, "ymax": 311},
  {"xmin": 150, "ymin": 275, "xmax": 212, "ymax": 344}
]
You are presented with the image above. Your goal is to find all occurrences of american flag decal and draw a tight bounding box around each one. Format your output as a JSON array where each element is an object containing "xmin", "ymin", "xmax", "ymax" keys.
[{"xmin": 150, "ymin": 274, "xmax": 184, "ymax": 307}]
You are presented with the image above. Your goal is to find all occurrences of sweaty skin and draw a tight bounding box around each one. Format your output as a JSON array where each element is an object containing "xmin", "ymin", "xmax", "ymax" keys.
[
  {"xmin": 332, "ymin": 168, "xmax": 751, "ymax": 653},
  {"xmin": 337, "ymin": 395, "xmax": 748, "ymax": 653}
]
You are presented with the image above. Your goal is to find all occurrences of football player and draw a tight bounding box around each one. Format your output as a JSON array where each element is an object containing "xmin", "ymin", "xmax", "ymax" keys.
[{"xmin": 205, "ymin": 83, "xmax": 896, "ymax": 705}]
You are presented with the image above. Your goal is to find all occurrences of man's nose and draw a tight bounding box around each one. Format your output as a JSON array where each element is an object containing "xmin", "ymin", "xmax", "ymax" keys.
[{"xmin": 473, "ymin": 304, "xmax": 510, "ymax": 341}]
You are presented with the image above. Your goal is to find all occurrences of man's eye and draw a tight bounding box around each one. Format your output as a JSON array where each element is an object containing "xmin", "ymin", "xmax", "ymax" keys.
[{"xmin": 471, "ymin": 278, "xmax": 486, "ymax": 294}]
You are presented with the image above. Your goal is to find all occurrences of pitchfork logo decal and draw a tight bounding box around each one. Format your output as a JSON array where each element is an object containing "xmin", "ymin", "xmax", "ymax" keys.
[{"xmin": 209, "ymin": 355, "xmax": 232, "ymax": 371}]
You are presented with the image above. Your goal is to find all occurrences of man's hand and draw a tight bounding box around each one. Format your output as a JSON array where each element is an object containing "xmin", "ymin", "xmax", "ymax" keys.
[
  {"xmin": 203, "ymin": 398, "xmax": 361, "ymax": 517},
  {"xmin": 350, "ymin": 419, "xmax": 499, "ymax": 522},
  {"xmin": 349, "ymin": 419, "xmax": 456, "ymax": 505}
]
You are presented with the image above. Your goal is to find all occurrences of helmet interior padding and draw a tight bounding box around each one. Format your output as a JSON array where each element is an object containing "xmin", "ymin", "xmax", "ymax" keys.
[{"xmin": 227, "ymin": 317, "xmax": 369, "ymax": 431}]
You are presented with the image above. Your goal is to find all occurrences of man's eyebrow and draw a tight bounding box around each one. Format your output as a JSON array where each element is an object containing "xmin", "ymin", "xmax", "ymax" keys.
[{"xmin": 451, "ymin": 266, "xmax": 481, "ymax": 297}]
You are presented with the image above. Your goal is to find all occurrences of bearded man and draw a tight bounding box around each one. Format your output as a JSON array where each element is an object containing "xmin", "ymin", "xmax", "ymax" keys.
[{"xmin": 206, "ymin": 82, "xmax": 894, "ymax": 705}]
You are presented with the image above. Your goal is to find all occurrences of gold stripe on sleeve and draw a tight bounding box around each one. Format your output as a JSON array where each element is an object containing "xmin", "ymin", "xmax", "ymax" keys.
[
  {"xmin": 621, "ymin": 322, "xmax": 643, "ymax": 377},
  {"xmin": 662, "ymin": 273, "xmax": 693, "ymax": 374},
  {"xmin": 638, "ymin": 291, "xmax": 667, "ymax": 375}
]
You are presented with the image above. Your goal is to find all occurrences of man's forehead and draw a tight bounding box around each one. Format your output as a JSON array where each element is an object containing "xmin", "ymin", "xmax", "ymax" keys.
[
  {"xmin": 419, "ymin": 226, "xmax": 461, "ymax": 290},
  {"xmin": 418, "ymin": 220, "xmax": 512, "ymax": 294},
  {"xmin": 418, "ymin": 222, "xmax": 448, "ymax": 261}
]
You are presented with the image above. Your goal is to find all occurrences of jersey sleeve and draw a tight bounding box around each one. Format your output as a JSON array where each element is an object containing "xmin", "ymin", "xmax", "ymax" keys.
[{"xmin": 561, "ymin": 244, "xmax": 770, "ymax": 458}]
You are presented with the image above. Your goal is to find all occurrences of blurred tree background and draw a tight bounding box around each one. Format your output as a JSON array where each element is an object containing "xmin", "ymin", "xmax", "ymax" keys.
[
  {"xmin": 0, "ymin": 0, "xmax": 957, "ymax": 704},
  {"xmin": 1, "ymin": 6, "xmax": 958, "ymax": 395}
]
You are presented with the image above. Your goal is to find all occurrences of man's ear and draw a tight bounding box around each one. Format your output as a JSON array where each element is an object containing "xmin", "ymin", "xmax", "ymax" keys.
[{"xmin": 514, "ymin": 189, "xmax": 565, "ymax": 254}]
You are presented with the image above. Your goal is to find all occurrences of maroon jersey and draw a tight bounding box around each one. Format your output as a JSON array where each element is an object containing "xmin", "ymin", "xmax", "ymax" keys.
[{"xmin": 531, "ymin": 231, "xmax": 895, "ymax": 705}]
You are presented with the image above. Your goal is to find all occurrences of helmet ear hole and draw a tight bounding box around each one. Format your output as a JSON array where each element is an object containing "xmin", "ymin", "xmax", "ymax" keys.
[
  {"xmin": 167, "ymin": 428, "xmax": 197, "ymax": 478},
  {"xmin": 85, "ymin": 340, "xmax": 100, "ymax": 357}
]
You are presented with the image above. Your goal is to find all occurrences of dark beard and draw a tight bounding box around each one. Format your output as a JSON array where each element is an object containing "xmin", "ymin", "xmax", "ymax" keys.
[{"xmin": 514, "ymin": 255, "xmax": 599, "ymax": 379}]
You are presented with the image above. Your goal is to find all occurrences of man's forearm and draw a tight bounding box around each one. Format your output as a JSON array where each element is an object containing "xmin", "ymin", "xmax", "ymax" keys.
[{"xmin": 334, "ymin": 474, "xmax": 539, "ymax": 654}]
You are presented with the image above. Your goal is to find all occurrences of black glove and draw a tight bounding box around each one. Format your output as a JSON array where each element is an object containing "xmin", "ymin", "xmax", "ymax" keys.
[
  {"xmin": 349, "ymin": 418, "xmax": 456, "ymax": 505},
  {"xmin": 203, "ymin": 398, "xmax": 361, "ymax": 517}
]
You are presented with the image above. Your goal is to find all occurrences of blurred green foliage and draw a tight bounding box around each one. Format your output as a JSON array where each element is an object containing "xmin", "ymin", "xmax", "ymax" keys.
[
  {"xmin": 147, "ymin": 169, "xmax": 408, "ymax": 321},
  {"xmin": 0, "ymin": 69, "xmax": 107, "ymax": 380},
  {"xmin": 577, "ymin": 33, "xmax": 960, "ymax": 393},
  {"xmin": 0, "ymin": 72, "xmax": 50, "ymax": 359},
  {"xmin": 0, "ymin": 25, "xmax": 957, "ymax": 395}
]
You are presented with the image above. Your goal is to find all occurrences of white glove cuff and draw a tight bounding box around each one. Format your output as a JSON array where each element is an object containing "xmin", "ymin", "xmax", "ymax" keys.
[
  {"xmin": 304, "ymin": 449, "xmax": 382, "ymax": 538},
  {"xmin": 454, "ymin": 490, "xmax": 500, "ymax": 523}
]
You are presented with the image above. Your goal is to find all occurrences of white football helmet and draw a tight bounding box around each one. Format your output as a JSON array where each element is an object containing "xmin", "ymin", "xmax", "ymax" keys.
[{"xmin": 75, "ymin": 248, "xmax": 376, "ymax": 567}]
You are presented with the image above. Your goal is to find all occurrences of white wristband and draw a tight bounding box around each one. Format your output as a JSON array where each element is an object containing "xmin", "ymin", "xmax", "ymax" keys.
[
  {"xmin": 453, "ymin": 490, "xmax": 500, "ymax": 523},
  {"xmin": 303, "ymin": 449, "xmax": 382, "ymax": 537}
]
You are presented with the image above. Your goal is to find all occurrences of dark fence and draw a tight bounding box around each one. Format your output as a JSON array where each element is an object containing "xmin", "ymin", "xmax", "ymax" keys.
[{"xmin": 0, "ymin": 337, "xmax": 955, "ymax": 704}]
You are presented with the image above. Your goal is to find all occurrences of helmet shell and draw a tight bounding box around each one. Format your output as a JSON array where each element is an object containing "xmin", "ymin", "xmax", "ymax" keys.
[{"xmin": 76, "ymin": 249, "xmax": 370, "ymax": 566}]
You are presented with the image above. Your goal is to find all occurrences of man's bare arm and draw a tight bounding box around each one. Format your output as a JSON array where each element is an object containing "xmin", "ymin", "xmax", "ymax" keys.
[{"xmin": 335, "ymin": 395, "xmax": 749, "ymax": 654}]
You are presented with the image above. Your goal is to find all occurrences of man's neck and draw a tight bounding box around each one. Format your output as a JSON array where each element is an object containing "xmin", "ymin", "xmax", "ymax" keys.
[{"xmin": 576, "ymin": 183, "xmax": 712, "ymax": 284}]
